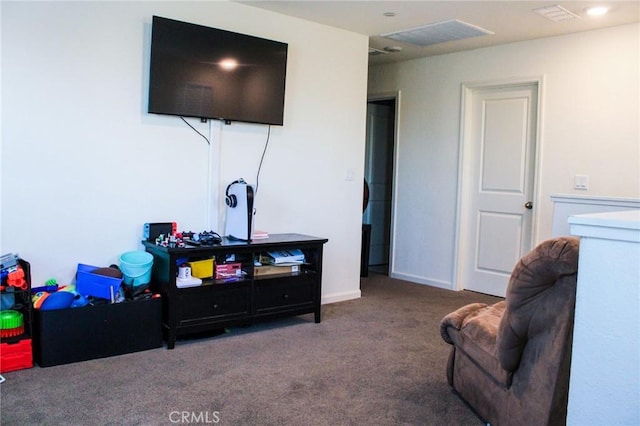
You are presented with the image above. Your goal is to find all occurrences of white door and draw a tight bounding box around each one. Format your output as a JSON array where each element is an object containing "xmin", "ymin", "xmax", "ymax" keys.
[{"xmin": 460, "ymin": 83, "xmax": 538, "ymax": 297}]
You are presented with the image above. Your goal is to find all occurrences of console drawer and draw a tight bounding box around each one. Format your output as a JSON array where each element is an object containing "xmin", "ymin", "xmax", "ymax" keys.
[
  {"xmin": 255, "ymin": 277, "xmax": 314, "ymax": 313},
  {"xmin": 178, "ymin": 285, "xmax": 249, "ymax": 325}
]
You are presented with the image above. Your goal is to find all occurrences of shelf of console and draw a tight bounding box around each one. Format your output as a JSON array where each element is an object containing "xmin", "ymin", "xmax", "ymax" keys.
[{"xmin": 143, "ymin": 233, "xmax": 328, "ymax": 349}]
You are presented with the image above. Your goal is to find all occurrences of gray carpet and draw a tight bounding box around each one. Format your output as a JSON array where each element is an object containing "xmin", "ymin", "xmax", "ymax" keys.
[{"xmin": 0, "ymin": 273, "xmax": 501, "ymax": 425}]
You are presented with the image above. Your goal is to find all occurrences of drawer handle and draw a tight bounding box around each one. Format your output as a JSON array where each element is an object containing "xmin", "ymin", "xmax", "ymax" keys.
[
  {"xmin": 213, "ymin": 303, "xmax": 219, "ymax": 309},
  {"xmin": 282, "ymin": 294, "xmax": 289, "ymax": 299}
]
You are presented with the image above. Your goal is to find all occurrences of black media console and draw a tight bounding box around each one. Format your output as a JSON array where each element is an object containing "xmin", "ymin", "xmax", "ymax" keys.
[{"xmin": 143, "ymin": 233, "xmax": 328, "ymax": 349}]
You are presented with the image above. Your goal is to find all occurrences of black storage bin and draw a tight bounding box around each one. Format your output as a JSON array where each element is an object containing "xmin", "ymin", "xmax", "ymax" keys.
[{"xmin": 33, "ymin": 297, "xmax": 162, "ymax": 367}]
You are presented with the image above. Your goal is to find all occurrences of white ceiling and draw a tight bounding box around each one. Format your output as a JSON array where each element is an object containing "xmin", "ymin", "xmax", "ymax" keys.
[{"xmin": 238, "ymin": 1, "xmax": 640, "ymax": 65}]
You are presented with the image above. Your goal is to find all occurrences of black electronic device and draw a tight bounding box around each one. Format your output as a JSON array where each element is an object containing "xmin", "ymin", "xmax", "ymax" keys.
[
  {"xmin": 148, "ymin": 16, "xmax": 288, "ymax": 126},
  {"xmin": 144, "ymin": 222, "xmax": 177, "ymax": 242},
  {"xmin": 198, "ymin": 232, "xmax": 222, "ymax": 246},
  {"xmin": 182, "ymin": 231, "xmax": 222, "ymax": 246}
]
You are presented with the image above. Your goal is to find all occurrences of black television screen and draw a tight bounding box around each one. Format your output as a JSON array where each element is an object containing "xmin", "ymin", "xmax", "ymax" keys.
[{"xmin": 148, "ymin": 16, "xmax": 288, "ymax": 126}]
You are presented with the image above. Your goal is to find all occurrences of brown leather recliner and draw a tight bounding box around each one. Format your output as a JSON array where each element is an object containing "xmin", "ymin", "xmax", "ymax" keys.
[{"xmin": 440, "ymin": 237, "xmax": 579, "ymax": 426}]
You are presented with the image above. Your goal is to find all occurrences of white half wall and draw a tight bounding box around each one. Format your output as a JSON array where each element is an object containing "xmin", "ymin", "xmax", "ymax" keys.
[
  {"xmin": 567, "ymin": 210, "xmax": 640, "ymax": 425},
  {"xmin": 368, "ymin": 23, "xmax": 640, "ymax": 290},
  {"xmin": 1, "ymin": 1, "xmax": 368, "ymax": 302},
  {"xmin": 551, "ymin": 194, "xmax": 640, "ymax": 236}
]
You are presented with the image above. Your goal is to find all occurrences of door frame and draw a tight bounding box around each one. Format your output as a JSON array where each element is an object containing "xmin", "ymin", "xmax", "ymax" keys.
[
  {"xmin": 366, "ymin": 91, "xmax": 400, "ymax": 276},
  {"xmin": 454, "ymin": 77, "xmax": 544, "ymax": 291}
]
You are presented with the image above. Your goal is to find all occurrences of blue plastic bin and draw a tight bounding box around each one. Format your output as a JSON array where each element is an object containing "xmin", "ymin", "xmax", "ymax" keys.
[{"xmin": 76, "ymin": 264, "xmax": 122, "ymax": 300}]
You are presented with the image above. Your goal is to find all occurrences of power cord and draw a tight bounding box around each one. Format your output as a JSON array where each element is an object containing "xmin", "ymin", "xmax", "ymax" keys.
[
  {"xmin": 255, "ymin": 125, "xmax": 271, "ymax": 195},
  {"xmin": 180, "ymin": 116, "xmax": 210, "ymax": 145}
]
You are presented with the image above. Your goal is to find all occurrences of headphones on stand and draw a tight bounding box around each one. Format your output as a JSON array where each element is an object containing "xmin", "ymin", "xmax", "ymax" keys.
[{"xmin": 225, "ymin": 179, "xmax": 243, "ymax": 208}]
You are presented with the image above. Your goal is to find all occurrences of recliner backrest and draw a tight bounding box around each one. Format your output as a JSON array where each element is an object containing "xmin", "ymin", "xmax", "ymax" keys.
[{"xmin": 497, "ymin": 237, "xmax": 580, "ymax": 372}]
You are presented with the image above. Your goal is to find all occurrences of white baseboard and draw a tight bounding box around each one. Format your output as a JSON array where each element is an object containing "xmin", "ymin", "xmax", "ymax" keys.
[
  {"xmin": 321, "ymin": 290, "xmax": 361, "ymax": 305},
  {"xmin": 389, "ymin": 271, "xmax": 453, "ymax": 290}
]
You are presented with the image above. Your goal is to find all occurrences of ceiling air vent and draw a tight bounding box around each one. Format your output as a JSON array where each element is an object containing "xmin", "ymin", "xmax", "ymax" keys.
[
  {"xmin": 533, "ymin": 5, "xmax": 580, "ymax": 22},
  {"xmin": 381, "ymin": 19, "xmax": 493, "ymax": 47}
]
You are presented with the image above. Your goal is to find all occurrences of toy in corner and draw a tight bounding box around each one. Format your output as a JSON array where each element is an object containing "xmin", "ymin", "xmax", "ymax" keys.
[
  {"xmin": 144, "ymin": 223, "xmax": 223, "ymax": 248},
  {"xmin": 143, "ymin": 222, "xmax": 177, "ymax": 242},
  {"xmin": 225, "ymin": 178, "xmax": 255, "ymax": 242}
]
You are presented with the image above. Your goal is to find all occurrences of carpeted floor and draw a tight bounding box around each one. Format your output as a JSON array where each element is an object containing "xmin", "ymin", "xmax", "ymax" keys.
[{"xmin": 0, "ymin": 273, "xmax": 501, "ymax": 425}]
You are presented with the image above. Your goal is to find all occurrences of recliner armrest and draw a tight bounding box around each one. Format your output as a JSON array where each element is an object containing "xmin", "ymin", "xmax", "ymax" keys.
[{"xmin": 440, "ymin": 302, "xmax": 488, "ymax": 344}]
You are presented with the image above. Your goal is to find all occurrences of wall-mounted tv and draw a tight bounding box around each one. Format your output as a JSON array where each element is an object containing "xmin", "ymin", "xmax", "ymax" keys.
[{"xmin": 148, "ymin": 16, "xmax": 288, "ymax": 126}]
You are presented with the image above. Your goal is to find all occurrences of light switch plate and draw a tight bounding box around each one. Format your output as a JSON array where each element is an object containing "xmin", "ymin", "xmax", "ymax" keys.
[
  {"xmin": 574, "ymin": 174, "xmax": 589, "ymax": 190},
  {"xmin": 346, "ymin": 168, "xmax": 354, "ymax": 181}
]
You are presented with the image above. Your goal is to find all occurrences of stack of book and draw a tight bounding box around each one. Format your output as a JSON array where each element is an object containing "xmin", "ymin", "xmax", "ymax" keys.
[
  {"xmin": 254, "ymin": 249, "xmax": 305, "ymax": 277},
  {"xmin": 252, "ymin": 230, "xmax": 269, "ymax": 239},
  {"xmin": 265, "ymin": 249, "xmax": 305, "ymax": 264}
]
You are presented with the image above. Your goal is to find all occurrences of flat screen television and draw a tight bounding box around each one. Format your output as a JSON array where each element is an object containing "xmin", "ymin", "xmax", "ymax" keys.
[{"xmin": 148, "ymin": 16, "xmax": 288, "ymax": 126}]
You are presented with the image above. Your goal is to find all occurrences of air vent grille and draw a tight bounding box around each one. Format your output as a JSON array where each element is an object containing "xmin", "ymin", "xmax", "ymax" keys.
[
  {"xmin": 381, "ymin": 19, "xmax": 493, "ymax": 47},
  {"xmin": 533, "ymin": 5, "xmax": 580, "ymax": 22},
  {"xmin": 368, "ymin": 47, "xmax": 388, "ymax": 56}
]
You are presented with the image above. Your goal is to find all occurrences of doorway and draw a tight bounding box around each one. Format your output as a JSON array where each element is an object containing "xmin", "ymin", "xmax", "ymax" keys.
[
  {"xmin": 364, "ymin": 97, "xmax": 396, "ymax": 275},
  {"xmin": 457, "ymin": 81, "xmax": 540, "ymax": 297}
]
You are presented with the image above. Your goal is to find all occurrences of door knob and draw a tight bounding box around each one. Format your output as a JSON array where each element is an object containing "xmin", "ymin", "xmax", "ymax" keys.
[{"xmin": 524, "ymin": 201, "xmax": 533, "ymax": 209}]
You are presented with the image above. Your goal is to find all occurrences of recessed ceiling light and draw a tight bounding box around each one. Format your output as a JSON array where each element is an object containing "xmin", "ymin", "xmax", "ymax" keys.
[
  {"xmin": 383, "ymin": 12, "xmax": 396, "ymax": 17},
  {"xmin": 586, "ymin": 6, "xmax": 609, "ymax": 16}
]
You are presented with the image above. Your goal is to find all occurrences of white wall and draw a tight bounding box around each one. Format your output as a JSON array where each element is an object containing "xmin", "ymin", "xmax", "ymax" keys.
[
  {"xmin": 1, "ymin": 1, "xmax": 368, "ymax": 303},
  {"xmin": 368, "ymin": 23, "xmax": 640, "ymax": 290}
]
